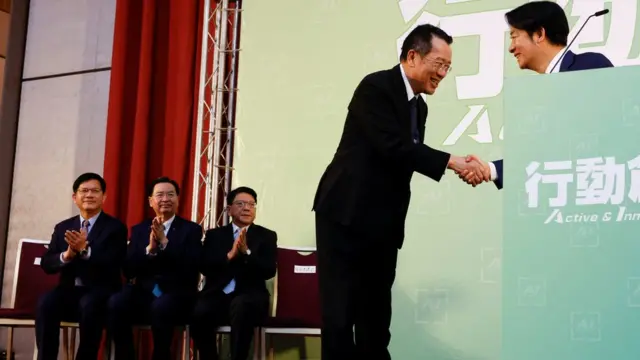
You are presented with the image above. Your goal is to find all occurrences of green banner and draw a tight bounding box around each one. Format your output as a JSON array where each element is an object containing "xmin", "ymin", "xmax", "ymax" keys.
[{"xmin": 503, "ymin": 65, "xmax": 640, "ymax": 360}]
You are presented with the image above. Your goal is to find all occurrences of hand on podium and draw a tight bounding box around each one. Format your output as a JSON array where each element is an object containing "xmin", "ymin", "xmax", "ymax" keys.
[{"xmin": 449, "ymin": 154, "xmax": 491, "ymax": 187}]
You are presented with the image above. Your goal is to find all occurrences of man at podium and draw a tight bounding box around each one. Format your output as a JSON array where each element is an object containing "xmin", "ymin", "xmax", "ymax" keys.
[{"xmin": 459, "ymin": 0, "xmax": 614, "ymax": 188}]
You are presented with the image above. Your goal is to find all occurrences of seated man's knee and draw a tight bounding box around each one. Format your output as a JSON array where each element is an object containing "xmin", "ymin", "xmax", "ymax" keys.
[
  {"xmin": 190, "ymin": 298, "xmax": 217, "ymax": 329},
  {"xmin": 107, "ymin": 291, "xmax": 130, "ymax": 317},
  {"xmin": 190, "ymin": 300, "xmax": 207, "ymax": 324},
  {"xmin": 36, "ymin": 290, "xmax": 61, "ymax": 318},
  {"xmin": 79, "ymin": 294, "xmax": 106, "ymax": 320},
  {"xmin": 229, "ymin": 294, "xmax": 263, "ymax": 326},
  {"xmin": 149, "ymin": 296, "xmax": 176, "ymax": 320}
]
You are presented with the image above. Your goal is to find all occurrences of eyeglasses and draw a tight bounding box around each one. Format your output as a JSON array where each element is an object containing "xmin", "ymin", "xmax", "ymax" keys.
[
  {"xmin": 77, "ymin": 188, "xmax": 102, "ymax": 195},
  {"xmin": 153, "ymin": 192, "xmax": 177, "ymax": 200},
  {"xmin": 233, "ymin": 201, "xmax": 256, "ymax": 209},
  {"xmin": 425, "ymin": 57, "xmax": 452, "ymax": 73}
]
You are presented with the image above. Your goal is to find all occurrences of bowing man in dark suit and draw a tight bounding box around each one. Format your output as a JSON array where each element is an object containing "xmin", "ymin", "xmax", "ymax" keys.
[
  {"xmin": 312, "ymin": 25, "xmax": 487, "ymax": 360},
  {"xmin": 37, "ymin": 172, "xmax": 127, "ymax": 360},
  {"xmin": 107, "ymin": 177, "xmax": 202, "ymax": 360},
  {"xmin": 190, "ymin": 186, "xmax": 277, "ymax": 360},
  {"xmin": 460, "ymin": 1, "xmax": 614, "ymax": 189}
]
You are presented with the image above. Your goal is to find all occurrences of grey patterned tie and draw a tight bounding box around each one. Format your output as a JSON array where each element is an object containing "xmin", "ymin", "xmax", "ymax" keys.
[{"xmin": 82, "ymin": 220, "xmax": 90, "ymax": 233}]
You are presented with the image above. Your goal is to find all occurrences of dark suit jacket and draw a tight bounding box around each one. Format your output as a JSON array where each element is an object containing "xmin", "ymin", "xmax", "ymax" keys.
[
  {"xmin": 492, "ymin": 50, "xmax": 613, "ymax": 189},
  {"xmin": 312, "ymin": 64, "xmax": 450, "ymax": 248},
  {"xmin": 41, "ymin": 212, "xmax": 128, "ymax": 292},
  {"xmin": 124, "ymin": 216, "xmax": 202, "ymax": 296},
  {"xmin": 199, "ymin": 224, "xmax": 277, "ymax": 296}
]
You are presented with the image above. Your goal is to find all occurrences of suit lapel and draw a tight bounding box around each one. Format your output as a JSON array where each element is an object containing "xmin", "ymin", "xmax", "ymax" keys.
[
  {"xmin": 61, "ymin": 216, "xmax": 80, "ymax": 244},
  {"xmin": 246, "ymin": 224, "xmax": 259, "ymax": 248},
  {"xmin": 87, "ymin": 213, "xmax": 108, "ymax": 245},
  {"xmin": 417, "ymin": 96, "xmax": 428, "ymax": 140},
  {"xmin": 164, "ymin": 216, "xmax": 186, "ymax": 251},
  {"xmin": 391, "ymin": 65, "xmax": 412, "ymax": 136},
  {"xmin": 226, "ymin": 224, "xmax": 236, "ymax": 250},
  {"xmin": 560, "ymin": 50, "xmax": 575, "ymax": 72}
]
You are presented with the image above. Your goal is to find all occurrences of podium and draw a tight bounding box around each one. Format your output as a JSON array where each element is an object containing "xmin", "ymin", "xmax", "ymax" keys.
[{"xmin": 502, "ymin": 65, "xmax": 640, "ymax": 360}]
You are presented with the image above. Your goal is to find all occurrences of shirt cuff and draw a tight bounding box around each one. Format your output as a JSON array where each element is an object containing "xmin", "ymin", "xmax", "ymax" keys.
[
  {"xmin": 489, "ymin": 161, "xmax": 497, "ymax": 181},
  {"xmin": 80, "ymin": 246, "xmax": 91, "ymax": 260},
  {"xmin": 146, "ymin": 246, "xmax": 157, "ymax": 256},
  {"xmin": 60, "ymin": 252, "xmax": 69, "ymax": 264}
]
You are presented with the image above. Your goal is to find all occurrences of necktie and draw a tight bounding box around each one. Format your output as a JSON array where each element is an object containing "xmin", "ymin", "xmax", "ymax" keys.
[
  {"xmin": 409, "ymin": 97, "xmax": 420, "ymax": 144},
  {"xmin": 75, "ymin": 220, "xmax": 92, "ymax": 287},
  {"xmin": 222, "ymin": 228, "xmax": 241, "ymax": 294},
  {"xmin": 152, "ymin": 222, "xmax": 168, "ymax": 298},
  {"xmin": 82, "ymin": 220, "xmax": 90, "ymax": 233}
]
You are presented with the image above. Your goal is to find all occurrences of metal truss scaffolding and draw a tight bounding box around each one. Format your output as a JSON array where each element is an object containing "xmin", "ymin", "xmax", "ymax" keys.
[{"xmin": 192, "ymin": 0, "xmax": 242, "ymax": 229}]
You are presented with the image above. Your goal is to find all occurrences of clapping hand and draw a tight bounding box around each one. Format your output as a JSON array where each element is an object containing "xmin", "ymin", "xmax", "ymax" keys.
[
  {"xmin": 227, "ymin": 229, "xmax": 248, "ymax": 260},
  {"xmin": 64, "ymin": 229, "xmax": 87, "ymax": 253},
  {"xmin": 151, "ymin": 217, "xmax": 167, "ymax": 243},
  {"xmin": 237, "ymin": 228, "xmax": 248, "ymax": 254}
]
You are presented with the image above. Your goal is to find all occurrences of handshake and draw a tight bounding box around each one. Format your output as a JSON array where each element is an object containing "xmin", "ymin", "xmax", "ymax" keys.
[{"xmin": 447, "ymin": 154, "xmax": 492, "ymax": 187}]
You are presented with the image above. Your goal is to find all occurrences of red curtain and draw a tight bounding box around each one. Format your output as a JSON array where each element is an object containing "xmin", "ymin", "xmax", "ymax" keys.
[
  {"xmin": 102, "ymin": 0, "xmax": 205, "ymax": 358},
  {"xmin": 103, "ymin": 0, "xmax": 204, "ymax": 227}
]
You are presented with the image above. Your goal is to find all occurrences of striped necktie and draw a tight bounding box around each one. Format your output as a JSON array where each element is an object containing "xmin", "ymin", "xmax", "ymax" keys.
[{"xmin": 82, "ymin": 219, "xmax": 90, "ymax": 233}]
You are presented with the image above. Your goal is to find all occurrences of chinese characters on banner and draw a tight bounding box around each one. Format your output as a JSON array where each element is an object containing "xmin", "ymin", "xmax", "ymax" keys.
[
  {"xmin": 524, "ymin": 155, "xmax": 640, "ymax": 224},
  {"xmin": 526, "ymin": 156, "xmax": 640, "ymax": 207}
]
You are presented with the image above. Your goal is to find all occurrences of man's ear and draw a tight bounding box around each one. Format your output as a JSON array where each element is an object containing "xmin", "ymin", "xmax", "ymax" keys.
[{"xmin": 533, "ymin": 28, "xmax": 546, "ymax": 44}]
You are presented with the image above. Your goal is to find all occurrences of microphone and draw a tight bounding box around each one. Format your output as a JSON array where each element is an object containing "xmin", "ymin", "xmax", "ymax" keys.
[{"xmin": 549, "ymin": 9, "xmax": 610, "ymax": 73}]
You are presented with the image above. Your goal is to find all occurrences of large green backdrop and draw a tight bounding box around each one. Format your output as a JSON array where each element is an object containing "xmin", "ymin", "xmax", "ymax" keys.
[{"xmin": 232, "ymin": 1, "xmax": 640, "ymax": 359}]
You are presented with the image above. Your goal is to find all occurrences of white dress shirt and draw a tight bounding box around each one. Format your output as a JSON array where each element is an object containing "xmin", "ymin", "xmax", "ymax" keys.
[
  {"xmin": 545, "ymin": 47, "xmax": 567, "ymax": 74},
  {"xmin": 489, "ymin": 162, "xmax": 498, "ymax": 181},
  {"xmin": 399, "ymin": 64, "xmax": 418, "ymax": 102}
]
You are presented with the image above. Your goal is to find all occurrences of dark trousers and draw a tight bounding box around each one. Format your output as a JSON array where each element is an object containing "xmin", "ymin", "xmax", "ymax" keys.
[
  {"xmin": 107, "ymin": 285, "xmax": 193, "ymax": 360},
  {"xmin": 315, "ymin": 213, "xmax": 399, "ymax": 360},
  {"xmin": 35, "ymin": 286, "xmax": 110, "ymax": 360},
  {"xmin": 190, "ymin": 290, "xmax": 268, "ymax": 360}
]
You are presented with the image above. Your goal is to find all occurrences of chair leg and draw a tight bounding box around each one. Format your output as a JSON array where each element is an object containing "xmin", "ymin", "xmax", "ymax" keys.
[
  {"xmin": 7, "ymin": 327, "xmax": 13, "ymax": 360},
  {"xmin": 252, "ymin": 328, "xmax": 259, "ymax": 360},
  {"xmin": 268, "ymin": 339, "xmax": 275, "ymax": 360},
  {"xmin": 62, "ymin": 328, "xmax": 69, "ymax": 360},
  {"xmin": 181, "ymin": 327, "xmax": 190, "ymax": 360},
  {"xmin": 70, "ymin": 328, "xmax": 77, "ymax": 360},
  {"xmin": 260, "ymin": 330, "xmax": 266, "ymax": 360},
  {"xmin": 136, "ymin": 329, "xmax": 142, "ymax": 359},
  {"xmin": 109, "ymin": 334, "xmax": 115, "ymax": 360}
]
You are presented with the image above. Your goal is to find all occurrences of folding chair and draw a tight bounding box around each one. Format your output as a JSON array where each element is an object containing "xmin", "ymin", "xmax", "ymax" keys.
[
  {"xmin": 260, "ymin": 246, "xmax": 321, "ymax": 360},
  {"xmin": 0, "ymin": 239, "xmax": 80, "ymax": 360},
  {"xmin": 216, "ymin": 326, "xmax": 260, "ymax": 360}
]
